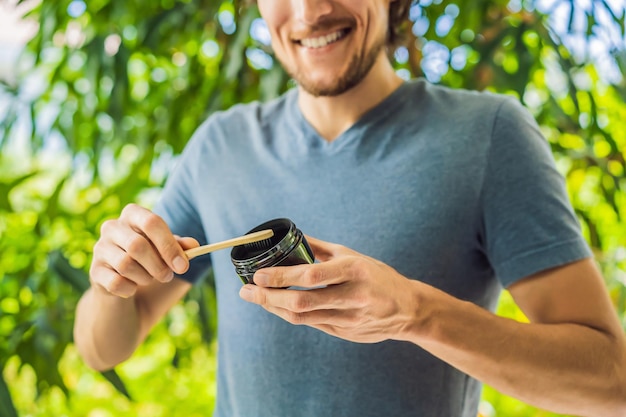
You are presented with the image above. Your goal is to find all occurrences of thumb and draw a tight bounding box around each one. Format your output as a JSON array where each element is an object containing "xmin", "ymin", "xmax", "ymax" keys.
[{"xmin": 175, "ymin": 236, "xmax": 200, "ymax": 251}]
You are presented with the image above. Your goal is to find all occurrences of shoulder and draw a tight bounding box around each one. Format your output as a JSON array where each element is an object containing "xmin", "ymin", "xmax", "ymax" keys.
[
  {"xmin": 174, "ymin": 89, "xmax": 296, "ymax": 159},
  {"xmin": 197, "ymin": 89, "xmax": 295, "ymax": 136},
  {"xmin": 392, "ymin": 79, "xmax": 523, "ymax": 139},
  {"xmin": 408, "ymin": 79, "xmax": 524, "ymax": 120},
  {"xmin": 444, "ymin": 80, "xmax": 514, "ymax": 110}
]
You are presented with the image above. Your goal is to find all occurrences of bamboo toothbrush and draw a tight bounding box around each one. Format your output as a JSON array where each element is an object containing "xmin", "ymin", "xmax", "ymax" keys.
[{"xmin": 184, "ymin": 229, "xmax": 274, "ymax": 260}]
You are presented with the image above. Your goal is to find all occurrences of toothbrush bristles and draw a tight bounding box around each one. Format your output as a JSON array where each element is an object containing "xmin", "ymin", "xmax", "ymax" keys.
[{"xmin": 245, "ymin": 238, "xmax": 272, "ymax": 250}]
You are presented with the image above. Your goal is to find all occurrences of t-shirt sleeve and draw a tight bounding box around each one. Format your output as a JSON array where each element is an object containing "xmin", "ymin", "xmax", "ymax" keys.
[
  {"xmin": 480, "ymin": 97, "xmax": 592, "ymax": 288},
  {"xmin": 152, "ymin": 128, "xmax": 212, "ymax": 285}
]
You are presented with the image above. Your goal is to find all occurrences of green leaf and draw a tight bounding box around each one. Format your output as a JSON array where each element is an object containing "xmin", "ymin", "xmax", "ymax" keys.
[
  {"xmin": 0, "ymin": 172, "xmax": 38, "ymax": 211},
  {"xmin": 0, "ymin": 371, "xmax": 19, "ymax": 417},
  {"xmin": 2, "ymin": 1, "xmax": 625, "ymax": 416},
  {"xmin": 186, "ymin": 272, "xmax": 217, "ymax": 346},
  {"xmin": 223, "ymin": 7, "xmax": 256, "ymax": 81},
  {"xmin": 100, "ymin": 369, "xmax": 132, "ymax": 400},
  {"xmin": 47, "ymin": 251, "xmax": 90, "ymax": 294}
]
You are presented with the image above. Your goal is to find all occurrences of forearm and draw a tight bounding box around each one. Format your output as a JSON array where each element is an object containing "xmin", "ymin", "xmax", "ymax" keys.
[
  {"xmin": 405, "ymin": 282, "xmax": 626, "ymax": 417},
  {"xmin": 73, "ymin": 286, "xmax": 143, "ymax": 371},
  {"xmin": 239, "ymin": 242, "xmax": 626, "ymax": 414}
]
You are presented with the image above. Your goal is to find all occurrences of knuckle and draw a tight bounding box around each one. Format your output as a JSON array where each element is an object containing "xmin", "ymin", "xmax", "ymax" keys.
[
  {"xmin": 155, "ymin": 266, "xmax": 173, "ymax": 282},
  {"xmin": 285, "ymin": 310, "xmax": 305, "ymax": 325},
  {"xmin": 290, "ymin": 293, "xmax": 311, "ymax": 312},
  {"xmin": 350, "ymin": 257, "xmax": 367, "ymax": 270},
  {"xmin": 140, "ymin": 212, "xmax": 164, "ymax": 232},
  {"xmin": 331, "ymin": 242, "xmax": 349, "ymax": 254},
  {"xmin": 105, "ymin": 276, "xmax": 128, "ymax": 295},
  {"xmin": 105, "ymin": 277, "xmax": 123, "ymax": 293},
  {"xmin": 125, "ymin": 235, "xmax": 149, "ymax": 257},
  {"xmin": 119, "ymin": 206, "xmax": 133, "ymax": 221},
  {"xmin": 121, "ymin": 203, "xmax": 139, "ymax": 217},
  {"xmin": 89, "ymin": 264, "xmax": 108, "ymax": 286},
  {"xmin": 92, "ymin": 239, "xmax": 105, "ymax": 256},
  {"xmin": 99, "ymin": 219, "xmax": 116, "ymax": 236},
  {"xmin": 348, "ymin": 257, "xmax": 369, "ymax": 278},
  {"xmin": 112, "ymin": 283, "xmax": 136, "ymax": 298},
  {"xmin": 302, "ymin": 268, "xmax": 323, "ymax": 287},
  {"xmin": 114, "ymin": 253, "xmax": 135, "ymax": 276}
]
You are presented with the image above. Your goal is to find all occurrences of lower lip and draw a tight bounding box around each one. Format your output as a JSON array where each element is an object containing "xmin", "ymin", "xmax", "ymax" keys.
[{"xmin": 300, "ymin": 42, "xmax": 339, "ymax": 57}]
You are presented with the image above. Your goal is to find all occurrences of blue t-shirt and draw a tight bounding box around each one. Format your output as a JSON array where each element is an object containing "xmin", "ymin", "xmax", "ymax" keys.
[{"xmin": 154, "ymin": 79, "xmax": 591, "ymax": 417}]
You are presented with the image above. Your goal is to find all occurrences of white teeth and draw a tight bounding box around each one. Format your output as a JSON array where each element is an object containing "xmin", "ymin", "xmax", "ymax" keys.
[{"xmin": 300, "ymin": 30, "xmax": 344, "ymax": 49}]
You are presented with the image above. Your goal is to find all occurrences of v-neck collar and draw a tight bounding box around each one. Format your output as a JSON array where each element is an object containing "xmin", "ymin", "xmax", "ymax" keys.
[{"xmin": 287, "ymin": 81, "xmax": 412, "ymax": 154}]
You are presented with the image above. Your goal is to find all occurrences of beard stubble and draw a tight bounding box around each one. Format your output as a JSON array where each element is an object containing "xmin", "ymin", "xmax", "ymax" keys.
[{"xmin": 279, "ymin": 23, "xmax": 387, "ymax": 97}]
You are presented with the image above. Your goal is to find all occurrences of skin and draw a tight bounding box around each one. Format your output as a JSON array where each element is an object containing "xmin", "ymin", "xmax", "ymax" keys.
[
  {"xmin": 259, "ymin": 0, "xmax": 388, "ymax": 97},
  {"xmin": 74, "ymin": 0, "xmax": 626, "ymax": 415},
  {"xmin": 256, "ymin": 0, "xmax": 405, "ymax": 140},
  {"xmin": 240, "ymin": 238, "xmax": 626, "ymax": 416}
]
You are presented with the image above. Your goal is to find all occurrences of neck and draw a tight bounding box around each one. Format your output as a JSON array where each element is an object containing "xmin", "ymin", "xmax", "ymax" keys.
[{"xmin": 297, "ymin": 52, "xmax": 404, "ymax": 142}]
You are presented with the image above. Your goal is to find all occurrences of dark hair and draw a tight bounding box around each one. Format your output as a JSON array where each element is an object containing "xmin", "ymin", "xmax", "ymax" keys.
[{"xmin": 388, "ymin": 0, "xmax": 414, "ymax": 47}]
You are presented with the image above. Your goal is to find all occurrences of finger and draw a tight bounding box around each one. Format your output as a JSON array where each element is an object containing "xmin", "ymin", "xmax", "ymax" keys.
[
  {"xmin": 263, "ymin": 304, "xmax": 335, "ymax": 326},
  {"xmin": 101, "ymin": 220, "xmax": 173, "ymax": 283},
  {"xmin": 239, "ymin": 284, "xmax": 355, "ymax": 313},
  {"xmin": 91, "ymin": 264, "xmax": 138, "ymax": 298},
  {"xmin": 303, "ymin": 235, "xmax": 336, "ymax": 261},
  {"xmin": 92, "ymin": 241, "xmax": 158, "ymax": 286},
  {"xmin": 176, "ymin": 236, "xmax": 200, "ymax": 251},
  {"xmin": 120, "ymin": 204, "xmax": 189, "ymax": 274},
  {"xmin": 243, "ymin": 292, "xmax": 358, "ymax": 328},
  {"xmin": 254, "ymin": 259, "xmax": 352, "ymax": 288},
  {"xmin": 304, "ymin": 235, "xmax": 351, "ymax": 262}
]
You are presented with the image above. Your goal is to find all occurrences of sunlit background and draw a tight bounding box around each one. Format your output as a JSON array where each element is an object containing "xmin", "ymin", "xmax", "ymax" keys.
[{"xmin": 1, "ymin": 0, "xmax": 625, "ymax": 416}]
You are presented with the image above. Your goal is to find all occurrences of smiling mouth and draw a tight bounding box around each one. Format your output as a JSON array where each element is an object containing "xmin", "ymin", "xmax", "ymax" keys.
[{"xmin": 297, "ymin": 28, "xmax": 351, "ymax": 49}]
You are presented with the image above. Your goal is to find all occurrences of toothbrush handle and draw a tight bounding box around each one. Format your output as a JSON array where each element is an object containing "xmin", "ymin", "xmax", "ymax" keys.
[{"xmin": 184, "ymin": 229, "xmax": 274, "ymax": 260}]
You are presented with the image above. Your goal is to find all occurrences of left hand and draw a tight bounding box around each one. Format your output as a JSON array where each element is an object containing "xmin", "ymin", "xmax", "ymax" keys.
[{"xmin": 239, "ymin": 236, "xmax": 419, "ymax": 343}]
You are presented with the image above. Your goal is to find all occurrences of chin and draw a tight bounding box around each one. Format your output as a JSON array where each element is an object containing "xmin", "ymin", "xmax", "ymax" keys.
[
  {"xmin": 299, "ymin": 76, "xmax": 362, "ymax": 97},
  {"xmin": 292, "ymin": 67, "xmax": 362, "ymax": 96},
  {"xmin": 290, "ymin": 45, "xmax": 382, "ymax": 97}
]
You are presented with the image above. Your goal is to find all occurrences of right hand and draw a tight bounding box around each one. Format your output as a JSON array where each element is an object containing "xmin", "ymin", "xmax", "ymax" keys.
[{"xmin": 90, "ymin": 203, "xmax": 199, "ymax": 298}]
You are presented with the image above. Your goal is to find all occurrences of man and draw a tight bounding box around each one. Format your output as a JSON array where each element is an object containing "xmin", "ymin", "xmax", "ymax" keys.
[{"xmin": 74, "ymin": 0, "xmax": 626, "ymax": 416}]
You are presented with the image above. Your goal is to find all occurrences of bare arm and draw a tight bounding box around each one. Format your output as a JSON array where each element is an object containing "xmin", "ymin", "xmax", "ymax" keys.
[
  {"xmin": 240, "ymin": 237, "xmax": 626, "ymax": 417},
  {"xmin": 409, "ymin": 258, "xmax": 626, "ymax": 416},
  {"xmin": 73, "ymin": 204, "xmax": 197, "ymax": 371}
]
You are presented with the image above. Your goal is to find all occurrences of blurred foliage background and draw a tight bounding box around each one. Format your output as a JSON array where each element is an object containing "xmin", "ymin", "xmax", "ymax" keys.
[{"xmin": 0, "ymin": 0, "xmax": 624, "ymax": 416}]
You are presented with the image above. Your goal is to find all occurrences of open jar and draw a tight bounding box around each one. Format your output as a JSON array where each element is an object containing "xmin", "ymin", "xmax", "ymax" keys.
[{"xmin": 230, "ymin": 218, "xmax": 315, "ymax": 285}]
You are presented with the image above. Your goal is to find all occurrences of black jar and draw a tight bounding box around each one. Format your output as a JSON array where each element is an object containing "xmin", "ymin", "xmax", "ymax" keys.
[{"xmin": 230, "ymin": 218, "xmax": 315, "ymax": 285}]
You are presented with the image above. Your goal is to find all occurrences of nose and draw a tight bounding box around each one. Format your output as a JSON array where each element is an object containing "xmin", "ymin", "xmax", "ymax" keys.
[{"xmin": 291, "ymin": 0, "xmax": 333, "ymax": 25}]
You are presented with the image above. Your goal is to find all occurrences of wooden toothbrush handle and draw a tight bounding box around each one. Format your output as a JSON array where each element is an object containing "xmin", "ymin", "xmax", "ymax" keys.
[{"xmin": 184, "ymin": 229, "xmax": 274, "ymax": 260}]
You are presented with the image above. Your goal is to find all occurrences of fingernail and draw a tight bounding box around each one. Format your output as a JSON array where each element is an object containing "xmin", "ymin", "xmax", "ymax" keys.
[
  {"xmin": 239, "ymin": 285, "xmax": 254, "ymax": 301},
  {"xmin": 253, "ymin": 272, "xmax": 268, "ymax": 286},
  {"xmin": 173, "ymin": 256, "xmax": 187, "ymax": 274}
]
